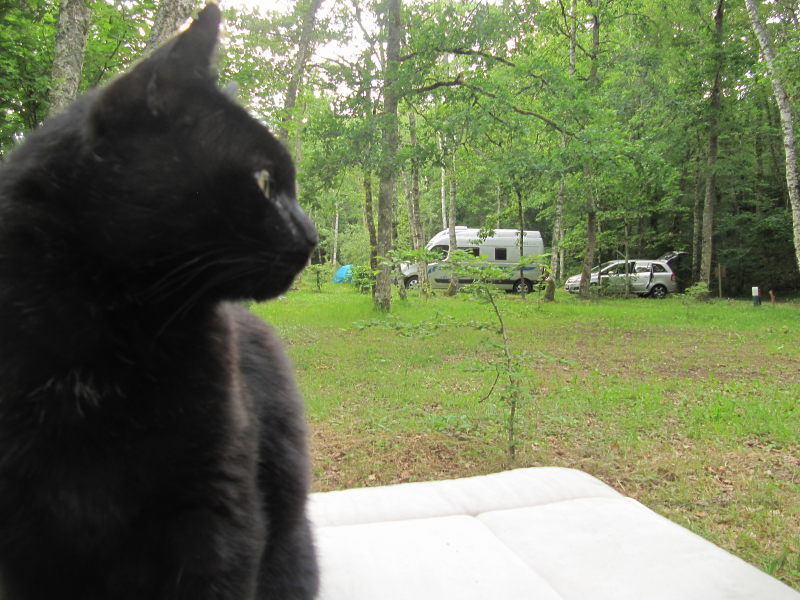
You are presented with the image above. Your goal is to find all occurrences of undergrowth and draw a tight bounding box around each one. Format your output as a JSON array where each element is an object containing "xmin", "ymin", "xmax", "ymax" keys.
[{"xmin": 250, "ymin": 282, "xmax": 800, "ymax": 588}]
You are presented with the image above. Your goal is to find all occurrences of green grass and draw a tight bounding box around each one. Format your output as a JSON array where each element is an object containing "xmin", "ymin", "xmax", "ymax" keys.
[{"xmin": 251, "ymin": 282, "xmax": 800, "ymax": 589}]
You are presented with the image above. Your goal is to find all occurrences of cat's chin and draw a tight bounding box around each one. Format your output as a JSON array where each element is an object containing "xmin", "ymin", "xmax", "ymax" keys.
[
  {"xmin": 248, "ymin": 289, "xmax": 288, "ymax": 302},
  {"xmin": 240, "ymin": 271, "xmax": 302, "ymax": 302}
]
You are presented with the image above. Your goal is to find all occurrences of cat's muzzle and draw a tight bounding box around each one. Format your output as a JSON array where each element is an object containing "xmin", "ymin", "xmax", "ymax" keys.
[{"xmin": 275, "ymin": 191, "xmax": 318, "ymax": 252}]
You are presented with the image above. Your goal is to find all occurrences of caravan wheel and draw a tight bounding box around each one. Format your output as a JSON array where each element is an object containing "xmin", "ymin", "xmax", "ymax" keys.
[{"xmin": 513, "ymin": 279, "xmax": 533, "ymax": 295}]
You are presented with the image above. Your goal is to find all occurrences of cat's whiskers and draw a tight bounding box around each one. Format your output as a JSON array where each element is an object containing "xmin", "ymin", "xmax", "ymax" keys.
[
  {"xmin": 139, "ymin": 247, "xmax": 298, "ymax": 305},
  {"xmin": 139, "ymin": 247, "xmax": 252, "ymax": 297},
  {"xmin": 140, "ymin": 250, "xmax": 222, "ymax": 301},
  {"xmin": 155, "ymin": 263, "xmax": 264, "ymax": 336}
]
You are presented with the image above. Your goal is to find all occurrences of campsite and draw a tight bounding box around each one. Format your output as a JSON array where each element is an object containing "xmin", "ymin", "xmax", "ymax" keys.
[{"xmin": 2, "ymin": 0, "xmax": 800, "ymax": 595}]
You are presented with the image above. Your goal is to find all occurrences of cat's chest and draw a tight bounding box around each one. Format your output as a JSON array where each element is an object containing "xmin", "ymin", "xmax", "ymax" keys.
[
  {"xmin": 3, "ymin": 362, "xmax": 241, "ymax": 500},
  {"xmin": 0, "ymin": 311, "xmax": 253, "ymax": 526},
  {"xmin": 3, "ymin": 391, "xmax": 241, "ymax": 549}
]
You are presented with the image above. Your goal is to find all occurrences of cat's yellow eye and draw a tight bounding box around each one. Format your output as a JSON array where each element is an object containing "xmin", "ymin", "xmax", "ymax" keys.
[{"xmin": 254, "ymin": 170, "xmax": 270, "ymax": 198}]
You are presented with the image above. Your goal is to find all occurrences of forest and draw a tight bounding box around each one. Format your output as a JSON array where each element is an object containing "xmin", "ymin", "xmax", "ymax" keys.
[{"xmin": 2, "ymin": 0, "xmax": 800, "ymax": 309}]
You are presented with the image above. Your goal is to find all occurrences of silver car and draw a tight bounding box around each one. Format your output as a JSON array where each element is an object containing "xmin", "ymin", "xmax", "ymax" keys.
[{"xmin": 564, "ymin": 259, "xmax": 678, "ymax": 298}]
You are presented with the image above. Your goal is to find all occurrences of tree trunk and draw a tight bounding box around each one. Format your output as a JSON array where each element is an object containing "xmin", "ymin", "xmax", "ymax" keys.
[
  {"xmin": 543, "ymin": 277, "xmax": 556, "ymax": 301},
  {"xmin": 550, "ymin": 0, "xmax": 576, "ymax": 282},
  {"xmin": 446, "ymin": 152, "xmax": 459, "ymax": 296},
  {"xmin": 48, "ymin": 0, "xmax": 92, "ymax": 118},
  {"xmin": 332, "ymin": 202, "xmax": 339, "ymax": 266},
  {"xmin": 587, "ymin": 0, "xmax": 600, "ymax": 89},
  {"xmin": 700, "ymin": 0, "xmax": 725, "ymax": 285},
  {"xmin": 363, "ymin": 169, "xmax": 378, "ymax": 273},
  {"xmin": 407, "ymin": 112, "xmax": 424, "ymax": 252},
  {"xmin": 623, "ymin": 222, "xmax": 631, "ymax": 296},
  {"xmin": 691, "ymin": 161, "xmax": 704, "ymax": 284},
  {"xmin": 438, "ymin": 134, "xmax": 448, "ymax": 229},
  {"xmin": 551, "ymin": 179, "xmax": 565, "ymax": 281},
  {"xmin": 578, "ymin": 3, "xmax": 600, "ymax": 298},
  {"xmin": 373, "ymin": 0, "xmax": 401, "ymax": 312},
  {"xmin": 578, "ymin": 170, "xmax": 597, "ymax": 297},
  {"xmin": 407, "ymin": 110, "xmax": 428, "ymax": 297},
  {"xmin": 516, "ymin": 188, "xmax": 527, "ymax": 298},
  {"xmin": 568, "ymin": 0, "xmax": 577, "ymax": 74},
  {"xmin": 278, "ymin": 0, "xmax": 324, "ymax": 148},
  {"xmin": 147, "ymin": 0, "xmax": 196, "ymax": 50},
  {"xmin": 745, "ymin": 0, "xmax": 800, "ymax": 275}
]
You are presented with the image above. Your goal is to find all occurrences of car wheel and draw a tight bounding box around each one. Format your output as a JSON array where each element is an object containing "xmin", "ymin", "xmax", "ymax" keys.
[
  {"xmin": 405, "ymin": 276, "xmax": 419, "ymax": 289},
  {"xmin": 514, "ymin": 279, "xmax": 533, "ymax": 294},
  {"xmin": 649, "ymin": 284, "xmax": 667, "ymax": 299}
]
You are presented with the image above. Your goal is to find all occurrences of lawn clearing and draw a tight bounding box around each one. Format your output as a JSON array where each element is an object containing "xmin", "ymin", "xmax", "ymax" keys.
[{"xmin": 252, "ymin": 284, "xmax": 800, "ymax": 589}]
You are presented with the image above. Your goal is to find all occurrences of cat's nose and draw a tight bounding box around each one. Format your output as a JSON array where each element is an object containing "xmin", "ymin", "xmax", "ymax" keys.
[{"xmin": 274, "ymin": 191, "xmax": 318, "ymax": 250}]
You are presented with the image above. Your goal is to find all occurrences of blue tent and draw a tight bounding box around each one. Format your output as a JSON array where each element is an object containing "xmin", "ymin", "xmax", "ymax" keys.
[{"xmin": 333, "ymin": 264, "xmax": 353, "ymax": 283}]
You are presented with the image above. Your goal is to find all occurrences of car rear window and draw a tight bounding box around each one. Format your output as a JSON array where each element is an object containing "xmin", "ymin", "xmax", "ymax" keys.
[{"xmin": 651, "ymin": 263, "xmax": 667, "ymax": 272}]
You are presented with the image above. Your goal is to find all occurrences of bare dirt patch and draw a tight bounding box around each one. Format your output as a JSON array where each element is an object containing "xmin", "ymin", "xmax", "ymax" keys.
[{"xmin": 309, "ymin": 423, "xmax": 499, "ymax": 492}]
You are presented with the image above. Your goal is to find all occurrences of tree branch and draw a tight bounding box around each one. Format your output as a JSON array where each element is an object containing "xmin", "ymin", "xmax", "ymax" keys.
[
  {"xmin": 408, "ymin": 71, "xmax": 573, "ymax": 137},
  {"xmin": 460, "ymin": 82, "xmax": 574, "ymax": 137},
  {"xmin": 410, "ymin": 75, "xmax": 464, "ymax": 95},
  {"xmin": 92, "ymin": 37, "xmax": 124, "ymax": 87},
  {"xmin": 400, "ymin": 47, "xmax": 516, "ymax": 67}
]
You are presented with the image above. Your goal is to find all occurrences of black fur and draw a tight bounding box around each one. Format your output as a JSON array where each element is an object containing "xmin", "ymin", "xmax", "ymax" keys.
[{"xmin": 0, "ymin": 4, "xmax": 318, "ymax": 599}]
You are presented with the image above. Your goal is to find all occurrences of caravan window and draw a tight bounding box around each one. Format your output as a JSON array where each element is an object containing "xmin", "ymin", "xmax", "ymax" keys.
[
  {"xmin": 458, "ymin": 247, "xmax": 480, "ymax": 257},
  {"xmin": 495, "ymin": 248, "xmax": 507, "ymax": 260},
  {"xmin": 430, "ymin": 245, "xmax": 448, "ymax": 259}
]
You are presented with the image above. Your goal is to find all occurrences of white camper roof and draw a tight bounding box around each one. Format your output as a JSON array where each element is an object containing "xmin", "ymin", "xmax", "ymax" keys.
[{"xmin": 426, "ymin": 227, "xmax": 543, "ymax": 249}]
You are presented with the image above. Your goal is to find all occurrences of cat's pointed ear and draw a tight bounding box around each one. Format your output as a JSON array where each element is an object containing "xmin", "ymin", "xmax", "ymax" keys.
[
  {"xmin": 89, "ymin": 3, "xmax": 221, "ymax": 138},
  {"xmin": 145, "ymin": 2, "xmax": 222, "ymax": 115},
  {"xmin": 154, "ymin": 3, "xmax": 221, "ymax": 85}
]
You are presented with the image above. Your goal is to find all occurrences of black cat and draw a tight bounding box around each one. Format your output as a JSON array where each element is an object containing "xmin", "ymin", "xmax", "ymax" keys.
[{"xmin": 0, "ymin": 4, "xmax": 318, "ymax": 599}]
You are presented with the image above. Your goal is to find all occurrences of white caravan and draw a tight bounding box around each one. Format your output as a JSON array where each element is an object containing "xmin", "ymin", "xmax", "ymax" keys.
[{"xmin": 401, "ymin": 227, "xmax": 545, "ymax": 294}]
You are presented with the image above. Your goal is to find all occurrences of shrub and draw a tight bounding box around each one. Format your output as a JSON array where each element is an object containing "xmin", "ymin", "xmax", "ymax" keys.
[
  {"xmin": 683, "ymin": 281, "xmax": 711, "ymax": 302},
  {"xmin": 304, "ymin": 263, "xmax": 331, "ymax": 292},
  {"xmin": 350, "ymin": 264, "xmax": 375, "ymax": 295}
]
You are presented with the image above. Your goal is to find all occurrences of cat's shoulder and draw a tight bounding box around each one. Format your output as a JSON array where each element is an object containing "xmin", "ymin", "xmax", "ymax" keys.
[
  {"xmin": 221, "ymin": 302, "xmax": 273, "ymax": 336},
  {"xmin": 219, "ymin": 302, "xmax": 284, "ymax": 362},
  {"xmin": 218, "ymin": 303, "xmax": 302, "ymax": 411}
]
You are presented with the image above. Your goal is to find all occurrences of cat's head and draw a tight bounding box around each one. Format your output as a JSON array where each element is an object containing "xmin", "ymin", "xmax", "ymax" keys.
[{"xmin": 49, "ymin": 3, "xmax": 316, "ymax": 305}]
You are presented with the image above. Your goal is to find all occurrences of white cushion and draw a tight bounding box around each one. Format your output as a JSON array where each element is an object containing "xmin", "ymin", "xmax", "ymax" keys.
[{"xmin": 310, "ymin": 467, "xmax": 799, "ymax": 600}]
